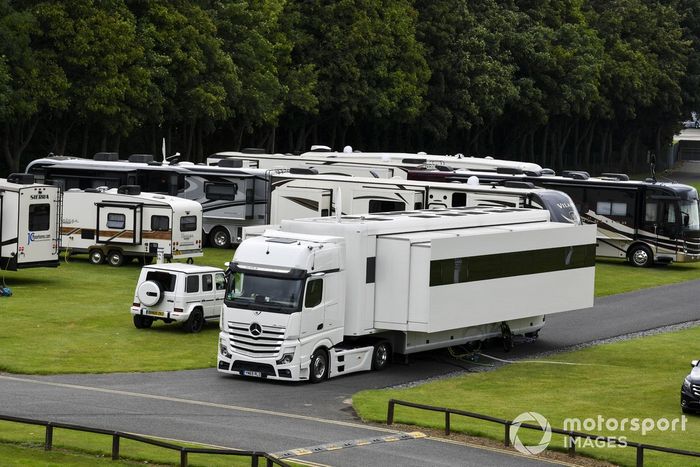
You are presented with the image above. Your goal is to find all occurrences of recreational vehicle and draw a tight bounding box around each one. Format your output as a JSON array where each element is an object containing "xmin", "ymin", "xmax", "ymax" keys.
[
  {"xmin": 411, "ymin": 169, "xmax": 700, "ymax": 267},
  {"xmin": 61, "ymin": 186, "xmax": 202, "ymax": 266},
  {"xmin": 0, "ymin": 174, "xmax": 60, "ymax": 270},
  {"xmin": 26, "ymin": 153, "xmax": 284, "ymax": 248},
  {"xmin": 208, "ymin": 148, "xmax": 543, "ymax": 175},
  {"xmin": 217, "ymin": 207, "xmax": 596, "ymax": 382}
]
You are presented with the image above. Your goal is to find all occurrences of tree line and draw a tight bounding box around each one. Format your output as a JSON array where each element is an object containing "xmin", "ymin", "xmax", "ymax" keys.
[{"xmin": 1, "ymin": 0, "xmax": 698, "ymax": 174}]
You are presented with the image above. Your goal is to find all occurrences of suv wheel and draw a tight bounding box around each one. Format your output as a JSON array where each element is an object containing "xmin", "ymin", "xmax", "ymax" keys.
[{"xmin": 184, "ymin": 308, "xmax": 204, "ymax": 333}]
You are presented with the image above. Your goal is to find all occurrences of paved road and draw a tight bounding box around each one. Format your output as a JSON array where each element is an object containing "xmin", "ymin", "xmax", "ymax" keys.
[{"xmin": 1, "ymin": 278, "xmax": 699, "ymax": 465}]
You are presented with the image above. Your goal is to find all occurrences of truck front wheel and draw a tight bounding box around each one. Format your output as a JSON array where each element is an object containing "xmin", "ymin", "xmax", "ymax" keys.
[
  {"xmin": 309, "ymin": 349, "xmax": 328, "ymax": 383},
  {"xmin": 372, "ymin": 342, "xmax": 391, "ymax": 371}
]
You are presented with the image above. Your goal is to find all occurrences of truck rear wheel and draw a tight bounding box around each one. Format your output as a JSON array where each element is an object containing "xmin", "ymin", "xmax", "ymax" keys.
[
  {"xmin": 310, "ymin": 348, "xmax": 328, "ymax": 383},
  {"xmin": 371, "ymin": 342, "xmax": 391, "ymax": 371},
  {"xmin": 133, "ymin": 315, "xmax": 153, "ymax": 329}
]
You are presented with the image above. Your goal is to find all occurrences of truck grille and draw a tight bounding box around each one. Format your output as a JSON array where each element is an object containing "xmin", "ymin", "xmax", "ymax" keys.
[{"xmin": 226, "ymin": 321, "xmax": 285, "ymax": 357}]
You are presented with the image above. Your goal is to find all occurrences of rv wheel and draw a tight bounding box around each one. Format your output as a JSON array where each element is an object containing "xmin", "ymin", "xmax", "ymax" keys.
[
  {"xmin": 184, "ymin": 308, "xmax": 204, "ymax": 333},
  {"xmin": 371, "ymin": 342, "xmax": 391, "ymax": 371},
  {"xmin": 210, "ymin": 227, "xmax": 231, "ymax": 249},
  {"xmin": 88, "ymin": 249, "xmax": 105, "ymax": 265},
  {"xmin": 133, "ymin": 315, "xmax": 153, "ymax": 329},
  {"xmin": 309, "ymin": 348, "xmax": 328, "ymax": 383},
  {"xmin": 628, "ymin": 245, "xmax": 653, "ymax": 268},
  {"xmin": 107, "ymin": 250, "xmax": 125, "ymax": 267}
]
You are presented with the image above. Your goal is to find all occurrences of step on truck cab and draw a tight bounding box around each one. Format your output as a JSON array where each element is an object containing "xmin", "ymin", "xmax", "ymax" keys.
[{"xmin": 218, "ymin": 207, "xmax": 596, "ymax": 382}]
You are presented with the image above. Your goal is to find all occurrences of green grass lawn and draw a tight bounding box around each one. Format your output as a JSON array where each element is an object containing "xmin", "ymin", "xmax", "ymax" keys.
[
  {"xmin": 0, "ymin": 420, "xmax": 262, "ymax": 466},
  {"xmin": 353, "ymin": 325, "xmax": 700, "ymax": 466},
  {"xmin": 0, "ymin": 248, "xmax": 233, "ymax": 374},
  {"xmin": 2, "ymin": 248, "xmax": 700, "ymax": 375}
]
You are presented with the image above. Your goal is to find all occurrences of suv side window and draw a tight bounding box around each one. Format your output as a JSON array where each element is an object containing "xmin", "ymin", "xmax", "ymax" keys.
[
  {"xmin": 202, "ymin": 274, "xmax": 213, "ymax": 292},
  {"xmin": 186, "ymin": 275, "xmax": 199, "ymax": 293},
  {"xmin": 145, "ymin": 271, "xmax": 176, "ymax": 292},
  {"xmin": 215, "ymin": 273, "xmax": 225, "ymax": 290},
  {"xmin": 304, "ymin": 279, "xmax": 323, "ymax": 308}
]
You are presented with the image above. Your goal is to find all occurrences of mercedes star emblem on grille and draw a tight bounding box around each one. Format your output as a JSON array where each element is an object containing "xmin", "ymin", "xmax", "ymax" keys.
[{"xmin": 249, "ymin": 322, "xmax": 262, "ymax": 337}]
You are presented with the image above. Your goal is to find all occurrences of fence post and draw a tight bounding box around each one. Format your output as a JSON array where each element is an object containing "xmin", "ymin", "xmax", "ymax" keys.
[
  {"xmin": 112, "ymin": 433, "xmax": 120, "ymax": 460},
  {"xmin": 251, "ymin": 454, "xmax": 259, "ymax": 467},
  {"xmin": 504, "ymin": 421, "xmax": 511, "ymax": 447},
  {"xmin": 180, "ymin": 449, "xmax": 187, "ymax": 467},
  {"xmin": 45, "ymin": 423, "xmax": 53, "ymax": 451},
  {"xmin": 387, "ymin": 400, "xmax": 395, "ymax": 426},
  {"xmin": 636, "ymin": 445, "xmax": 644, "ymax": 467},
  {"xmin": 567, "ymin": 433, "xmax": 576, "ymax": 457},
  {"xmin": 445, "ymin": 411, "xmax": 451, "ymax": 436}
]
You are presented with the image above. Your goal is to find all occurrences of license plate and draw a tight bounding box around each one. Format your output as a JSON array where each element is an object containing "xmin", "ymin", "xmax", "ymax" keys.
[
  {"xmin": 243, "ymin": 370, "xmax": 262, "ymax": 378},
  {"xmin": 146, "ymin": 310, "xmax": 164, "ymax": 317}
]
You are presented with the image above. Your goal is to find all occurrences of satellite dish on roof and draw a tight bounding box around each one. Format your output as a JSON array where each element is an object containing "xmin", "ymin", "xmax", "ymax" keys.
[
  {"xmin": 467, "ymin": 176, "xmax": 479, "ymax": 186},
  {"xmin": 343, "ymin": 145, "xmax": 353, "ymax": 153}
]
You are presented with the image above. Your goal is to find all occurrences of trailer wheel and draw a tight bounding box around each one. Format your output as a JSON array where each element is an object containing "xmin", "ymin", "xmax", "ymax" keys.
[
  {"xmin": 184, "ymin": 308, "xmax": 204, "ymax": 333},
  {"xmin": 107, "ymin": 250, "xmax": 125, "ymax": 267},
  {"xmin": 133, "ymin": 315, "xmax": 153, "ymax": 329},
  {"xmin": 210, "ymin": 227, "xmax": 231, "ymax": 249},
  {"xmin": 371, "ymin": 342, "xmax": 391, "ymax": 371},
  {"xmin": 309, "ymin": 348, "xmax": 328, "ymax": 383},
  {"xmin": 628, "ymin": 245, "xmax": 653, "ymax": 268},
  {"xmin": 88, "ymin": 249, "xmax": 105, "ymax": 265}
]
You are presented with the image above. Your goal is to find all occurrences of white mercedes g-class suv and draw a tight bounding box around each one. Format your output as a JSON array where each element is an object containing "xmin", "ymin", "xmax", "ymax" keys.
[{"xmin": 131, "ymin": 263, "xmax": 225, "ymax": 332}]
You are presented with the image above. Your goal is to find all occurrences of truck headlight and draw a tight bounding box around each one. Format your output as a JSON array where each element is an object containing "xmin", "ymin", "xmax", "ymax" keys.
[
  {"xmin": 219, "ymin": 338, "xmax": 232, "ymax": 359},
  {"xmin": 684, "ymin": 377, "xmax": 692, "ymax": 390},
  {"xmin": 276, "ymin": 349, "xmax": 295, "ymax": 365}
]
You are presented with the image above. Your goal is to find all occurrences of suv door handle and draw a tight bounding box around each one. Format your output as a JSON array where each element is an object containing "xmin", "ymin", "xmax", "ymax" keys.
[{"xmin": 317, "ymin": 323, "xmax": 323, "ymax": 330}]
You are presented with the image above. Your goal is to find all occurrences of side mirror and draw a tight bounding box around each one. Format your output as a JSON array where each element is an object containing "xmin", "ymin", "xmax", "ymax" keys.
[{"xmin": 691, "ymin": 360, "xmax": 698, "ymax": 368}]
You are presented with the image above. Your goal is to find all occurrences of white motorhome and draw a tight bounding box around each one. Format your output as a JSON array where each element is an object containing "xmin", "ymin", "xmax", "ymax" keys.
[
  {"xmin": 26, "ymin": 153, "xmax": 287, "ymax": 248},
  {"xmin": 0, "ymin": 174, "xmax": 61, "ymax": 270},
  {"xmin": 61, "ymin": 186, "xmax": 203, "ymax": 266},
  {"xmin": 207, "ymin": 148, "xmax": 543, "ymax": 176},
  {"xmin": 217, "ymin": 207, "xmax": 596, "ymax": 382},
  {"xmin": 261, "ymin": 173, "xmax": 579, "ymax": 231}
]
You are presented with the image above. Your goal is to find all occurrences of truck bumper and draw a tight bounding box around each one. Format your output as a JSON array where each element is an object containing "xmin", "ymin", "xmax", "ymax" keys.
[{"xmin": 217, "ymin": 333, "xmax": 306, "ymax": 381}]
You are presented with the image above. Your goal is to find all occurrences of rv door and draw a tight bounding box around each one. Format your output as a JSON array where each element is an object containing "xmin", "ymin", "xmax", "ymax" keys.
[
  {"xmin": 270, "ymin": 187, "xmax": 333, "ymax": 222},
  {"xmin": 96, "ymin": 202, "xmax": 142, "ymax": 245}
]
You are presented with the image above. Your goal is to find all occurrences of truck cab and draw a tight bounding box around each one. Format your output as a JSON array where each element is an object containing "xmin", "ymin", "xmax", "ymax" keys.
[{"xmin": 220, "ymin": 235, "xmax": 349, "ymax": 381}]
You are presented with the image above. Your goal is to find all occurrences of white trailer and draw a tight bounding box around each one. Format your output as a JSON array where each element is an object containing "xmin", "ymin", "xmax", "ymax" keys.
[
  {"xmin": 0, "ymin": 174, "xmax": 61, "ymax": 270},
  {"xmin": 218, "ymin": 207, "xmax": 596, "ymax": 382},
  {"xmin": 61, "ymin": 186, "xmax": 203, "ymax": 266}
]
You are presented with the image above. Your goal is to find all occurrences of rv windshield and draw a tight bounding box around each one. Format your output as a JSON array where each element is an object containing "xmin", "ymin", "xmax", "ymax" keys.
[
  {"xmin": 225, "ymin": 272, "xmax": 303, "ymax": 314},
  {"xmin": 680, "ymin": 200, "xmax": 700, "ymax": 231},
  {"xmin": 531, "ymin": 192, "xmax": 581, "ymax": 224}
]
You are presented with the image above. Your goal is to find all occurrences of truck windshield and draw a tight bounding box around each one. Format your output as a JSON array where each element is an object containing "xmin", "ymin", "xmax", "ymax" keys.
[
  {"xmin": 225, "ymin": 272, "xmax": 304, "ymax": 314},
  {"xmin": 680, "ymin": 200, "xmax": 700, "ymax": 231}
]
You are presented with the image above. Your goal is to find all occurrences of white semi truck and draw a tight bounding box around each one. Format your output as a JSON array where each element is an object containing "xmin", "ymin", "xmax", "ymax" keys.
[{"xmin": 217, "ymin": 207, "xmax": 596, "ymax": 382}]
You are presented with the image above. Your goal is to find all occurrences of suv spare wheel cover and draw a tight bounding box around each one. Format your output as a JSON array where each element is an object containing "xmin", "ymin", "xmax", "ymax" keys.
[{"xmin": 137, "ymin": 280, "xmax": 163, "ymax": 307}]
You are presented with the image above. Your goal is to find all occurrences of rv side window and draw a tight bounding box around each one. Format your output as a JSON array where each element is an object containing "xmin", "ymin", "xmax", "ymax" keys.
[
  {"xmin": 107, "ymin": 213, "xmax": 126, "ymax": 229},
  {"xmin": 151, "ymin": 215, "xmax": 169, "ymax": 231},
  {"xmin": 202, "ymin": 274, "xmax": 213, "ymax": 291},
  {"xmin": 180, "ymin": 216, "xmax": 197, "ymax": 232},
  {"xmin": 205, "ymin": 182, "xmax": 238, "ymax": 201},
  {"xmin": 215, "ymin": 273, "xmax": 225, "ymax": 290},
  {"xmin": 28, "ymin": 204, "xmax": 51, "ymax": 231},
  {"xmin": 186, "ymin": 275, "xmax": 199, "ymax": 293},
  {"xmin": 304, "ymin": 279, "xmax": 323, "ymax": 308},
  {"xmin": 145, "ymin": 271, "xmax": 176, "ymax": 292},
  {"xmin": 368, "ymin": 200, "xmax": 405, "ymax": 213}
]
